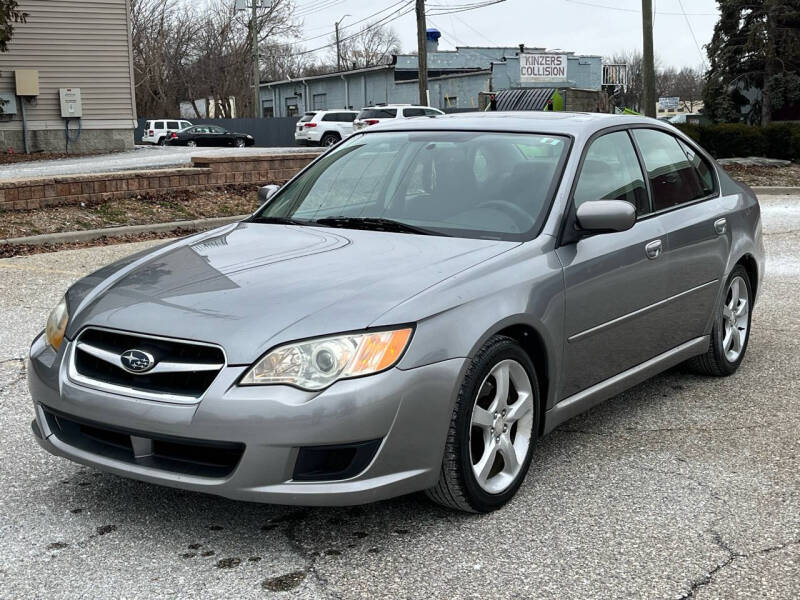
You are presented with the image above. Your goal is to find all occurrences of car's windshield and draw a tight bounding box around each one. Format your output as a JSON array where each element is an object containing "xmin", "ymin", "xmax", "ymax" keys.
[{"xmin": 253, "ymin": 131, "xmax": 570, "ymax": 240}]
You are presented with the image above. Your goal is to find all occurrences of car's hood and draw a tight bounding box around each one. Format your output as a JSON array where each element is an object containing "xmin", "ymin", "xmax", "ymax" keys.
[{"xmin": 67, "ymin": 223, "xmax": 516, "ymax": 363}]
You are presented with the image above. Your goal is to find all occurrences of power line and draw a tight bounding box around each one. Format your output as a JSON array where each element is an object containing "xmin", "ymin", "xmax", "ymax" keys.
[
  {"xmin": 677, "ymin": 0, "xmax": 709, "ymax": 66},
  {"xmin": 561, "ymin": 0, "xmax": 716, "ymax": 16}
]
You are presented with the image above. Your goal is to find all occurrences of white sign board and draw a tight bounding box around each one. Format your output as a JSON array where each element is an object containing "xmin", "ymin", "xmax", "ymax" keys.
[
  {"xmin": 659, "ymin": 96, "xmax": 680, "ymax": 110},
  {"xmin": 520, "ymin": 54, "xmax": 568, "ymax": 83}
]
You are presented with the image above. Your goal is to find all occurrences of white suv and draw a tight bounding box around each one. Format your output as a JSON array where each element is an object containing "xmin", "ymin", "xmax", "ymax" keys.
[
  {"xmin": 142, "ymin": 119, "xmax": 193, "ymax": 145},
  {"xmin": 353, "ymin": 105, "xmax": 444, "ymax": 131},
  {"xmin": 294, "ymin": 110, "xmax": 359, "ymax": 147}
]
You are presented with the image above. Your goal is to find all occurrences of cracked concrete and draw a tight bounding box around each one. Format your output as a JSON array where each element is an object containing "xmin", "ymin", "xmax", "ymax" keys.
[{"xmin": 0, "ymin": 194, "xmax": 798, "ymax": 598}]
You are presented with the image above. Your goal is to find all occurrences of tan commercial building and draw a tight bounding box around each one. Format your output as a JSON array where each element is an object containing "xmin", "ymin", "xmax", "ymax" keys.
[{"xmin": 0, "ymin": 0, "xmax": 136, "ymax": 153}]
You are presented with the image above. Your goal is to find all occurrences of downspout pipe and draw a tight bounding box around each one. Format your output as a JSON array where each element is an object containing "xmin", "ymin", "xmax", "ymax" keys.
[{"xmin": 341, "ymin": 74, "xmax": 349, "ymax": 109}]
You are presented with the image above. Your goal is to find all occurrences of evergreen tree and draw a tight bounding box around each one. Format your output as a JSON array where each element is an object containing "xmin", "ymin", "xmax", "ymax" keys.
[{"xmin": 704, "ymin": 0, "xmax": 800, "ymax": 124}]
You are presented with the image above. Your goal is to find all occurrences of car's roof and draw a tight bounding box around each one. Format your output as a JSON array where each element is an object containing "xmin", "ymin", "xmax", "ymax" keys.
[{"xmin": 365, "ymin": 111, "xmax": 670, "ymax": 136}]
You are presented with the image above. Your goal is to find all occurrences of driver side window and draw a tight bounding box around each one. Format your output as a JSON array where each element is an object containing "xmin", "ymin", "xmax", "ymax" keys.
[{"xmin": 573, "ymin": 131, "xmax": 650, "ymax": 215}]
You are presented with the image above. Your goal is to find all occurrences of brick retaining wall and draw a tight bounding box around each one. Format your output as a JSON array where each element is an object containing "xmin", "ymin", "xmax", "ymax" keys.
[{"xmin": 0, "ymin": 152, "xmax": 321, "ymax": 212}]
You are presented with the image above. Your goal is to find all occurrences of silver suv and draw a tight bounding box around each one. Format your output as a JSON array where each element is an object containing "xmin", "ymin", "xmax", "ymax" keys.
[{"xmin": 29, "ymin": 113, "xmax": 764, "ymax": 513}]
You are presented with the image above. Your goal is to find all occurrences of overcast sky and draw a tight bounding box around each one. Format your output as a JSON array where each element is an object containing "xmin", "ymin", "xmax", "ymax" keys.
[{"xmin": 294, "ymin": 0, "xmax": 719, "ymax": 69}]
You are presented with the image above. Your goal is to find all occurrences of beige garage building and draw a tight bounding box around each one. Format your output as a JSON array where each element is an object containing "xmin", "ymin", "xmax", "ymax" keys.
[{"xmin": 0, "ymin": 0, "xmax": 136, "ymax": 153}]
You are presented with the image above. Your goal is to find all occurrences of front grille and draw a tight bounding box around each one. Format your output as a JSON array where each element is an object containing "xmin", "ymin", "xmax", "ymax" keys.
[
  {"xmin": 71, "ymin": 327, "xmax": 225, "ymax": 402},
  {"xmin": 43, "ymin": 408, "xmax": 244, "ymax": 478}
]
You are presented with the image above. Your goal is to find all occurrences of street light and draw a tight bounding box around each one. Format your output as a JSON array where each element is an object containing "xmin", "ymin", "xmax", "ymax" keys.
[{"xmin": 335, "ymin": 14, "xmax": 351, "ymax": 72}]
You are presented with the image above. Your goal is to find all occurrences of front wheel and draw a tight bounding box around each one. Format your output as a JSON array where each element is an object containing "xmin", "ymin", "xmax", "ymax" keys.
[
  {"xmin": 426, "ymin": 335, "xmax": 539, "ymax": 513},
  {"xmin": 689, "ymin": 265, "xmax": 752, "ymax": 376},
  {"xmin": 234, "ymin": 138, "xmax": 246, "ymax": 148}
]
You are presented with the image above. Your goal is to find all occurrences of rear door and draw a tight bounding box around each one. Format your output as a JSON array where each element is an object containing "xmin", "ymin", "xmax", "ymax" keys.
[
  {"xmin": 630, "ymin": 128, "xmax": 729, "ymax": 345},
  {"xmin": 556, "ymin": 129, "xmax": 671, "ymax": 398}
]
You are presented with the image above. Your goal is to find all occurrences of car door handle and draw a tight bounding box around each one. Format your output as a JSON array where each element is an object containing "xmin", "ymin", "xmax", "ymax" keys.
[
  {"xmin": 714, "ymin": 218, "xmax": 727, "ymax": 235},
  {"xmin": 645, "ymin": 239, "xmax": 663, "ymax": 260}
]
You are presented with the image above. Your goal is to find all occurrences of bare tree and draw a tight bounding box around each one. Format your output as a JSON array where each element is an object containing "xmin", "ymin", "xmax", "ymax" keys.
[
  {"xmin": 329, "ymin": 22, "xmax": 401, "ymax": 70},
  {"xmin": 261, "ymin": 42, "xmax": 332, "ymax": 81},
  {"xmin": 130, "ymin": 0, "xmax": 298, "ymax": 118}
]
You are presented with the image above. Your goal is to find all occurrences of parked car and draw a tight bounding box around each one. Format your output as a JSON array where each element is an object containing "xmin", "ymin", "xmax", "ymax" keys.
[
  {"xmin": 142, "ymin": 119, "xmax": 192, "ymax": 145},
  {"xmin": 29, "ymin": 113, "xmax": 763, "ymax": 513},
  {"xmin": 353, "ymin": 104, "xmax": 444, "ymax": 130},
  {"xmin": 294, "ymin": 110, "xmax": 359, "ymax": 146},
  {"xmin": 166, "ymin": 125, "xmax": 255, "ymax": 147}
]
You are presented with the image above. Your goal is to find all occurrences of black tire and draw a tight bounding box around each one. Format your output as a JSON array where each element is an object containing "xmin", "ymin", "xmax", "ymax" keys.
[
  {"xmin": 320, "ymin": 133, "xmax": 340, "ymax": 147},
  {"xmin": 235, "ymin": 138, "xmax": 246, "ymax": 148},
  {"xmin": 426, "ymin": 335, "xmax": 540, "ymax": 513},
  {"xmin": 688, "ymin": 265, "xmax": 753, "ymax": 376},
  {"xmin": 157, "ymin": 136, "xmax": 166, "ymax": 146},
  {"xmin": 186, "ymin": 140, "xmax": 197, "ymax": 147}
]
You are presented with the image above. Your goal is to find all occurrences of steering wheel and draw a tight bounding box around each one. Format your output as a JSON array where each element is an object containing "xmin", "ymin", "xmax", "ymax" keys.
[{"xmin": 475, "ymin": 200, "xmax": 535, "ymax": 230}]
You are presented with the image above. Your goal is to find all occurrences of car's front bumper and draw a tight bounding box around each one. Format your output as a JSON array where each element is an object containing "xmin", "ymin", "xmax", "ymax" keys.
[{"xmin": 28, "ymin": 333, "xmax": 465, "ymax": 505}]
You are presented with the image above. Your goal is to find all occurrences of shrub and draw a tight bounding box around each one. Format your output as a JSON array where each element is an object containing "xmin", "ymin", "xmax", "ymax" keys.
[
  {"xmin": 699, "ymin": 124, "xmax": 766, "ymax": 159},
  {"xmin": 761, "ymin": 123, "xmax": 798, "ymax": 160},
  {"xmin": 673, "ymin": 122, "xmax": 800, "ymax": 160}
]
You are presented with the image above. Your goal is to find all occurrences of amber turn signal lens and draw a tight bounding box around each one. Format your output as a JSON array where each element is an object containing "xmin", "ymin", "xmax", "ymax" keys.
[{"xmin": 350, "ymin": 328, "xmax": 413, "ymax": 375}]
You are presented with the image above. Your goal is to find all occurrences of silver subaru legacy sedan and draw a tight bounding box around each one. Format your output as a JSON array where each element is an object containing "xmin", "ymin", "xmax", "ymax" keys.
[{"xmin": 29, "ymin": 113, "xmax": 764, "ymax": 513}]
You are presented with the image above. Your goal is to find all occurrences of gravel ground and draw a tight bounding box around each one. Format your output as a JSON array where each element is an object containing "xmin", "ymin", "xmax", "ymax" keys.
[
  {"xmin": 0, "ymin": 196, "xmax": 798, "ymax": 599},
  {"xmin": 0, "ymin": 145, "xmax": 313, "ymax": 181}
]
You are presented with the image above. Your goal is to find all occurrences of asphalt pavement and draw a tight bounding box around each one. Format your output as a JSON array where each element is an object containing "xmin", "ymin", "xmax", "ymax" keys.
[
  {"xmin": 0, "ymin": 195, "xmax": 797, "ymax": 599},
  {"xmin": 0, "ymin": 146, "xmax": 313, "ymax": 181}
]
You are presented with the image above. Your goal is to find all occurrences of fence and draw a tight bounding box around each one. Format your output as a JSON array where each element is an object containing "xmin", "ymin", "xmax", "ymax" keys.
[{"xmin": 135, "ymin": 117, "xmax": 300, "ymax": 147}]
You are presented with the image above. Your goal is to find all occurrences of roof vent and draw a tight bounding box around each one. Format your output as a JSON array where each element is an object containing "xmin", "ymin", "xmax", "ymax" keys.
[{"xmin": 426, "ymin": 28, "xmax": 441, "ymax": 53}]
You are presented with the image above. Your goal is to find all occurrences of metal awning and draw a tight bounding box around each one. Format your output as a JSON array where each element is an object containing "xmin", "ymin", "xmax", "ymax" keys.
[{"xmin": 495, "ymin": 88, "xmax": 556, "ymax": 111}]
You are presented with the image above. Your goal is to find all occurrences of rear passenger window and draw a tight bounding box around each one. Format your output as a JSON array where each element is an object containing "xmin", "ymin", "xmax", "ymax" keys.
[
  {"xmin": 154, "ymin": 121, "xmax": 165, "ymax": 129},
  {"xmin": 632, "ymin": 129, "xmax": 709, "ymax": 211},
  {"xmin": 166, "ymin": 121, "xmax": 179, "ymax": 129},
  {"xmin": 574, "ymin": 131, "xmax": 649, "ymax": 215},
  {"xmin": 678, "ymin": 140, "xmax": 715, "ymax": 196},
  {"xmin": 404, "ymin": 108, "xmax": 425, "ymax": 117}
]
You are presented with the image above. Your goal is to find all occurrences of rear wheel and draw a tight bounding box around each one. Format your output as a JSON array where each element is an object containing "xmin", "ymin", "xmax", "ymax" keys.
[
  {"xmin": 186, "ymin": 140, "xmax": 197, "ymax": 147},
  {"xmin": 689, "ymin": 265, "xmax": 752, "ymax": 376},
  {"xmin": 157, "ymin": 136, "xmax": 166, "ymax": 146},
  {"xmin": 320, "ymin": 133, "xmax": 340, "ymax": 147},
  {"xmin": 426, "ymin": 335, "xmax": 539, "ymax": 513}
]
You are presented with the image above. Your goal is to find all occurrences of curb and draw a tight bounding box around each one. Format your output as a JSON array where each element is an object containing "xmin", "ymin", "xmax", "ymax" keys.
[
  {"xmin": 0, "ymin": 215, "xmax": 248, "ymax": 247},
  {"xmin": 752, "ymin": 186, "xmax": 800, "ymax": 195}
]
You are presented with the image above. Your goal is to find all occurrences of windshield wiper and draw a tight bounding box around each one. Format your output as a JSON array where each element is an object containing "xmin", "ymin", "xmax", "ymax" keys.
[
  {"xmin": 311, "ymin": 216, "xmax": 445, "ymax": 236},
  {"xmin": 249, "ymin": 215, "xmax": 308, "ymax": 225}
]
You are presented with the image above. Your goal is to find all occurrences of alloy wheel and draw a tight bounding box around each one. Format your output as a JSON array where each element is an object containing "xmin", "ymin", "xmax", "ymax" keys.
[
  {"xmin": 469, "ymin": 359, "xmax": 534, "ymax": 494},
  {"xmin": 722, "ymin": 275, "xmax": 749, "ymax": 363},
  {"xmin": 235, "ymin": 139, "xmax": 246, "ymax": 147},
  {"xmin": 186, "ymin": 140, "xmax": 197, "ymax": 147}
]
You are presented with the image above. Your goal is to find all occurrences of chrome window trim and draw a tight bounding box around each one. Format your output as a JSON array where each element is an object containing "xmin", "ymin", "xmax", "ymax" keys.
[{"xmin": 67, "ymin": 326, "xmax": 227, "ymax": 405}]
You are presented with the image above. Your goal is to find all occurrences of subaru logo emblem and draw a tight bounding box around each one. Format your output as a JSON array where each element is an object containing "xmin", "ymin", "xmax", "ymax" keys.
[{"xmin": 120, "ymin": 349, "xmax": 155, "ymax": 373}]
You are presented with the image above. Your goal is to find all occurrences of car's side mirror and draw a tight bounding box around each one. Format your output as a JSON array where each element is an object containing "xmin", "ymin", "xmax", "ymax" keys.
[
  {"xmin": 575, "ymin": 200, "xmax": 636, "ymax": 234},
  {"xmin": 258, "ymin": 184, "xmax": 280, "ymax": 204}
]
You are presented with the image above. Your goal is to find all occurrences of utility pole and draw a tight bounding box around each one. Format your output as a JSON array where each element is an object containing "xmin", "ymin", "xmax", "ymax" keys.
[
  {"xmin": 335, "ymin": 21, "xmax": 341, "ymax": 71},
  {"xmin": 251, "ymin": 0, "xmax": 260, "ymax": 118},
  {"xmin": 335, "ymin": 15, "xmax": 350, "ymax": 72},
  {"xmin": 641, "ymin": 0, "xmax": 656, "ymax": 117},
  {"xmin": 415, "ymin": 0, "xmax": 428, "ymax": 106}
]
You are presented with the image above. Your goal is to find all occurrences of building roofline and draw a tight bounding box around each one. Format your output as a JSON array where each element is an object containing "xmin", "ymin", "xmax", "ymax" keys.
[{"xmin": 260, "ymin": 63, "xmax": 393, "ymax": 87}]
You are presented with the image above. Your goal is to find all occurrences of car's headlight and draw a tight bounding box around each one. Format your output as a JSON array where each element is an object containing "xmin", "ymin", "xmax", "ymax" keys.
[
  {"xmin": 45, "ymin": 296, "xmax": 69, "ymax": 351},
  {"xmin": 240, "ymin": 327, "xmax": 413, "ymax": 390}
]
